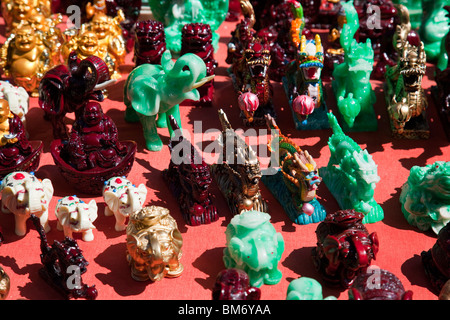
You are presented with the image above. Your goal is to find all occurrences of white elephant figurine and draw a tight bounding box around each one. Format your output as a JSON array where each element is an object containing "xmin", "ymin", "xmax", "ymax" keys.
[
  {"xmin": 0, "ymin": 81, "xmax": 29, "ymax": 125},
  {"xmin": 55, "ymin": 195, "xmax": 98, "ymax": 242},
  {"xmin": 103, "ymin": 176, "xmax": 147, "ymax": 231},
  {"xmin": 0, "ymin": 171, "xmax": 53, "ymax": 236}
]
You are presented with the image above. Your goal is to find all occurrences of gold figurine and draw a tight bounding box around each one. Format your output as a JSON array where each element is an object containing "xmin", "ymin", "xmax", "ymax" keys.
[
  {"xmin": 126, "ymin": 206, "xmax": 184, "ymax": 282},
  {"xmin": 0, "ymin": 266, "xmax": 10, "ymax": 300},
  {"xmin": 1, "ymin": 0, "xmax": 51, "ymax": 35}
]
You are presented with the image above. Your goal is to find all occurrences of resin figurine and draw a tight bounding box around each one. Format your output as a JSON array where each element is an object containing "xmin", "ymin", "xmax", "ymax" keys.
[
  {"xmin": 163, "ymin": 116, "xmax": 218, "ymax": 226},
  {"xmin": 391, "ymin": 0, "xmax": 422, "ymax": 29},
  {"xmin": 1, "ymin": 0, "xmax": 51, "ymax": 34},
  {"xmin": 103, "ymin": 176, "xmax": 148, "ymax": 231},
  {"xmin": 55, "ymin": 195, "xmax": 98, "ymax": 242},
  {"xmin": 226, "ymin": 0, "xmax": 241, "ymax": 21},
  {"xmin": 147, "ymin": 0, "xmax": 229, "ymax": 54},
  {"xmin": 223, "ymin": 210, "xmax": 285, "ymax": 288},
  {"xmin": 312, "ymin": 209, "xmax": 379, "ymax": 288},
  {"xmin": 0, "ymin": 266, "xmax": 10, "ymax": 300},
  {"xmin": 124, "ymin": 50, "xmax": 213, "ymax": 151},
  {"xmin": 212, "ymin": 268, "xmax": 261, "ymax": 300},
  {"xmin": 181, "ymin": 23, "xmax": 217, "ymax": 107},
  {"xmin": 332, "ymin": 0, "xmax": 377, "ymax": 132},
  {"xmin": 31, "ymin": 214, "xmax": 98, "ymax": 300},
  {"xmin": 0, "ymin": 81, "xmax": 28, "ymax": 125},
  {"xmin": 421, "ymin": 221, "xmax": 450, "ymax": 294},
  {"xmin": 348, "ymin": 267, "xmax": 413, "ymax": 300},
  {"xmin": 261, "ymin": 115, "xmax": 326, "ymax": 224},
  {"xmin": 133, "ymin": 20, "xmax": 166, "ymax": 67},
  {"xmin": 319, "ymin": 113, "xmax": 383, "ymax": 224},
  {"xmin": 400, "ymin": 161, "xmax": 450, "ymax": 235},
  {"xmin": 0, "ymin": 171, "xmax": 54, "ymax": 236},
  {"xmin": 211, "ymin": 109, "xmax": 268, "ymax": 216},
  {"xmin": 126, "ymin": 206, "xmax": 183, "ymax": 282},
  {"xmin": 286, "ymin": 277, "xmax": 337, "ymax": 300}
]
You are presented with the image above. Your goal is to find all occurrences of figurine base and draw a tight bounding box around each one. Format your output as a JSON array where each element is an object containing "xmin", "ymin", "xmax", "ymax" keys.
[
  {"xmin": 261, "ymin": 170, "xmax": 327, "ymax": 224},
  {"xmin": 431, "ymin": 86, "xmax": 450, "ymax": 141},
  {"xmin": 0, "ymin": 140, "xmax": 43, "ymax": 179}
]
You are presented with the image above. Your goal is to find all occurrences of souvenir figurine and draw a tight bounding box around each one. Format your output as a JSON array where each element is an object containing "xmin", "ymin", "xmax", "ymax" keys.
[
  {"xmin": 261, "ymin": 115, "xmax": 326, "ymax": 224},
  {"xmin": 314, "ymin": 0, "xmax": 342, "ymax": 29},
  {"xmin": 1, "ymin": 0, "xmax": 52, "ymax": 35},
  {"xmin": 212, "ymin": 268, "xmax": 261, "ymax": 300},
  {"xmin": 440, "ymin": 280, "xmax": 450, "ymax": 300},
  {"xmin": 319, "ymin": 113, "xmax": 383, "ymax": 224},
  {"xmin": 286, "ymin": 277, "xmax": 337, "ymax": 300},
  {"xmin": 55, "ymin": 195, "xmax": 98, "ymax": 242},
  {"xmin": 226, "ymin": 0, "xmax": 241, "ymax": 21},
  {"xmin": 0, "ymin": 171, "xmax": 54, "ymax": 236},
  {"xmin": 348, "ymin": 267, "xmax": 413, "ymax": 300},
  {"xmin": 391, "ymin": 0, "xmax": 422, "ymax": 29},
  {"xmin": 400, "ymin": 161, "xmax": 450, "ymax": 235},
  {"xmin": 123, "ymin": 50, "xmax": 213, "ymax": 151},
  {"xmin": 181, "ymin": 23, "xmax": 218, "ymax": 107},
  {"xmin": 223, "ymin": 210, "xmax": 284, "ymax": 288},
  {"xmin": 103, "ymin": 176, "xmax": 147, "ymax": 231},
  {"xmin": 211, "ymin": 109, "xmax": 268, "ymax": 216},
  {"xmin": 312, "ymin": 209, "xmax": 379, "ymax": 288},
  {"xmin": 147, "ymin": 0, "xmax": 229, "ymax": 54},
  {"xmin": 51, "ymin": 101, "xmax": 136, "ymax": 195},
  {"xmin": 163, "ymin": 116, "xmax": 218, "ymax": 226},
  {"xmin": 126, "ymin": 206, "xmax": 183, "ymax": 282},
  {"xmin": 0, "ymin": 81, "xmax": 28, "ymax": 125},
  {"xmin": 332, "ymin": 0, "xmax": 377, "ymax": 132},
  {"xmin": 0, "ymin": 266, "xmax": 10, "ymax": 300},
  {"xmin": 421, "ymin": 221, "xmax": 450, "ymax": 295},
  {"xmin": 30, "ymin": 214, "xmax": 98, "ymax": 300},
  {"xmin": 133, "ymin": 20, "xmax": 166, "ymax": 67}
]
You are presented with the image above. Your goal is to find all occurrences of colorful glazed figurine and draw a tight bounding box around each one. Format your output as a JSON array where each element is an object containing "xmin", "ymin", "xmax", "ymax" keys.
[
  {"xmin": 55, "ymin": 195, "xmax": 98, "ymax": 242},
  {"xmin": 400, "ymin": 162, "xmax": 450, "ymax": 235},
  {"xmin": 348, "ymin": 267, "xmax": 413, "ymax": 300},
  {"xmin": 212, "ymin": 268, "xmax": 261, "ymax": 300},
  {"xmin": 223, "ymin": 210, "xmax": 285, "ymax": 288},
  {"xmin": 126, "ymin": 206, "xmax": 183, "ymax": 282},
  {"xmin": 0, "ymin": 80, "xmax": 28, "ymax": 125},
  {"xmin": 0, "ymin": 266, "xmax": 10, "ymax": 300},
  {"xmin": 261, "ymin": 115, "xmax": 326, "ymax": 224},
  {"xmin": 133, "ymin": 20, "xmax": 166, "ymax": 67},
  {"xmin": 103, "ymin": 176, "xmax": 147, "ymax": 231},
  {"xmin": 124, "ymin": 50, "xmax": 213, "ymax": 151},
  {"xmin": 31, "ymin": 214, "xmax": 98, "ymax": 300},
  {"xmin": 332, "ymin": 0, "xmax": 377, "ymax": 132},
  {"xmin": 421, "ymin": 221, "xmax": 450, "ymax": 295},
  {"xmin": 312, "ymin": 209, "xmax": 379, "ymax": 288},
  {"xmin": 320, "ymin": 113, "xmax": 383, "ymax": 224},
  {"xmin": 286, "ymin": 277, "xmax": 337, "ymax": 300},
  {"xmin": 1, "ymin": 0, "xmax": 51, "ymax": 34},
  {"xmin": 0, "ymin": 171, "xmax": 54, "ymax": 236},
  {"xmin": 163, "ymin": 116, "xmax": 218, "ymax": 226},
  {"xmin": 211, "ymin": 109, "xmax": 268, "ymax": 216},
  {"xmin": 147, "ymin": 0, "xmax": 229, "ymax": 54},
  {"xmin": 181, "ymin": 23, "xmax": 217, "ymax": 108}
]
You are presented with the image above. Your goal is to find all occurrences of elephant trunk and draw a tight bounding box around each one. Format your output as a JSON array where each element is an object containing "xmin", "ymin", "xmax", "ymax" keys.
[
  {"xmin": 128, "ymin": 188, "xmax": 142, "ymax": 214},
  {"xmin": 75, "ymin": 205, "xmax": 92, "ymax": 230},
  {"xmin": 148, "ymin": 234, "xmax": 165, "ymax": 281},
  {"xmin": 26, "ymin": 184, "xmax": 45, "ymax": 216},
  {"xmin": 252, "ymin": 239, "xmax": 270, "ymax": 272}
]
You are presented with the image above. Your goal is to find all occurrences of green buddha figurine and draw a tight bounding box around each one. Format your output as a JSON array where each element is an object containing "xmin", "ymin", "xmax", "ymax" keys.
[{"xmin": 287, "ymin": 277, "xmax": 337, "ymax": 300}]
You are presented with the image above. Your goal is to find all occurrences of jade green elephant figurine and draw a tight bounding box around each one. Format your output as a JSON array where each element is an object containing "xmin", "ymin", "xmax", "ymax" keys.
[{"xmin": 124, "ymin": 50, "xmax": 213, "ymax": 151}]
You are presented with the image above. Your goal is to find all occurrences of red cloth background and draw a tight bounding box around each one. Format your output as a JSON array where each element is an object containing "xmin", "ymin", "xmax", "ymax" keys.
[{"xmin": 0, "ymin": 17, "xmax": 449, "ymax": 300}]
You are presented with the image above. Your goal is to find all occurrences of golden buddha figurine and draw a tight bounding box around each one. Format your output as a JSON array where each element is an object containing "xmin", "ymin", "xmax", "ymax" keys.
[
  {"xmin": 1, "ymin": 0, "xmax": 51, "ymax": 35},
  {"xmin": 85, "ymin": 0, "xmax": 108, "ymax": 20}
]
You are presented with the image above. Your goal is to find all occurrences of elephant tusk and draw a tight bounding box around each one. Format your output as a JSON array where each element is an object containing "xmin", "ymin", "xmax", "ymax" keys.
[
  {"xmin": 94, "ymin": 79, "xmax": 117, "ymax": 91},
  {"xmin": 191, "ymin": 75, "xmax": 215, "ymax": 89}
]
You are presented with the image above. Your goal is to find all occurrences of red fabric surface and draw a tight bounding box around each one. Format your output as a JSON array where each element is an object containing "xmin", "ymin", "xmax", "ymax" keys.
[{"xmin": 0, "ymin": 18, "xmax": 449, "ymax": 301}]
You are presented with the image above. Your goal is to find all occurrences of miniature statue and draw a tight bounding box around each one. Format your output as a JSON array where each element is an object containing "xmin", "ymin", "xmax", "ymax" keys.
[
  {"xmin": 123, "ymin": 50, "xmax": 213, "ymax": 151},
  {"xmin": 312, "ymin": 209, "xmax": 379, "ymax": 288},
  {"xmin": 126, "ymin": 206, "xmax": 183, "ymax": 282},
  {"xmin": 147, "ymin": 0, "xmax": 229, "ymax": 54},
  {"xmin": 0, "ymin": 266, "xmax": 10, "ymax": 300},
  {"xmin": 212, "ymin": 268, "xmax": 261, "ymax": 300},
  {"xmin": 0, "ymin": 81, "xmax": 28, "ymax": 125},
  {"xmin": 348, "ymin": 267, "xmax": 413, "ymax": 300},
  {"xmin": 211, "ymin": 109, "xmax": 268, "ymax": 216},
  {"xmin": 133, "ymin": 20, "xmax": 166, "ymax": 67},
  {"xmin": 30, "ymin": 214, "xmax": 98, "ymax": 300},
  {"xmin": 421, "ymin": 221, "xmax": 450, "ymax": 295},
  {"xmin": 103, "ymin": 176, "xmax": 147, "ymax": 231},
  {"xmin": 55, "ymin": 195, "xmax": 98, "ymax": 242},
  {"xmin": 400, "ymin": 161, "xmax": 450, "ymax": 235},
  {"xmin": 226, "ymin": 0, "xmax": 241, "ymax": 21},
  {"xmin": 261, "ymin": 115, "xmax": 326, "ymax": 224},
  {"xmin": 181, "ymin": 23, "xmax": 218, "ymax": 108},
  {"xmin": 391, "ymin": 0, "xmax": 422, "ymax": 29},
  {"xmin": 439, "ymin": 279, "xmax": 450, "ymax": 300},
  {"xmin": 223, "ymin": 210, "xmax": 285, "ymax": 288},
  {"xmin": 1, "ymin": 171, "xmax": 53, "ymax": 236},
  {"xmin": 1, "ymin": 0, "xmax": 52, "ymax": 35},
  {"xmin": 163, "ymin": 116, "xmax": 218, "ymax": 226},
  {"xmin": 286, "ymin": 277, "xmax": 337, "ymax": 300},
  {"xmin": 332, "ymin": 0, "xmax": 377, "ymax": 132},
  {"xmin": 320, "ymin": 113, "xmax": 383, "ymax": 224}
]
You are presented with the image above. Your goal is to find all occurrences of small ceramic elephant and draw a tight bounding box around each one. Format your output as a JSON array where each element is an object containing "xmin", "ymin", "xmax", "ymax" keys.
[
  {"xmin": 55, "ymin": 195, "xmax": 98, "ymax": 242},
  {"xmin": 0, "ymin": 80, "xmax": 29, "ymax": 125},
  {"xmin": 0, "ymin": 171, "xmax": 53, "ymax": 236},
  {"xmin": 103, "ymin": 176, "xmax": 147, "ymax": 231}
]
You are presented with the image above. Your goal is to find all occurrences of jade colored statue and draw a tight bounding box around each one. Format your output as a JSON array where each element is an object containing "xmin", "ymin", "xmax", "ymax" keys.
[
  {"xmin": 287, "ymin": 277, "xmax": 337, "ymax": 300},
  {"xmin": 147, "ymin": 0, "xmax": 229, "ymax": 54},
  {"xmin": 391, "ymin": 0, "xmax": 423, "ymax": 29},
  {"xmin": 400, "ymin": 161, "xmax": 450, "ymax": 235},
  {"xmin": 332, "ymin": 0, "xmax": 377, "ymax": 132},
  {"xmin": 124, "ymin": 50, "xmax": 213, "ymax": 151},
  {"xmin": 223, "ymin": 210, "xmax": 284, "ymax": 288},
  {"xmin": 319, "ymin": 112, "xmax": 383, "ymax": 224}
]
